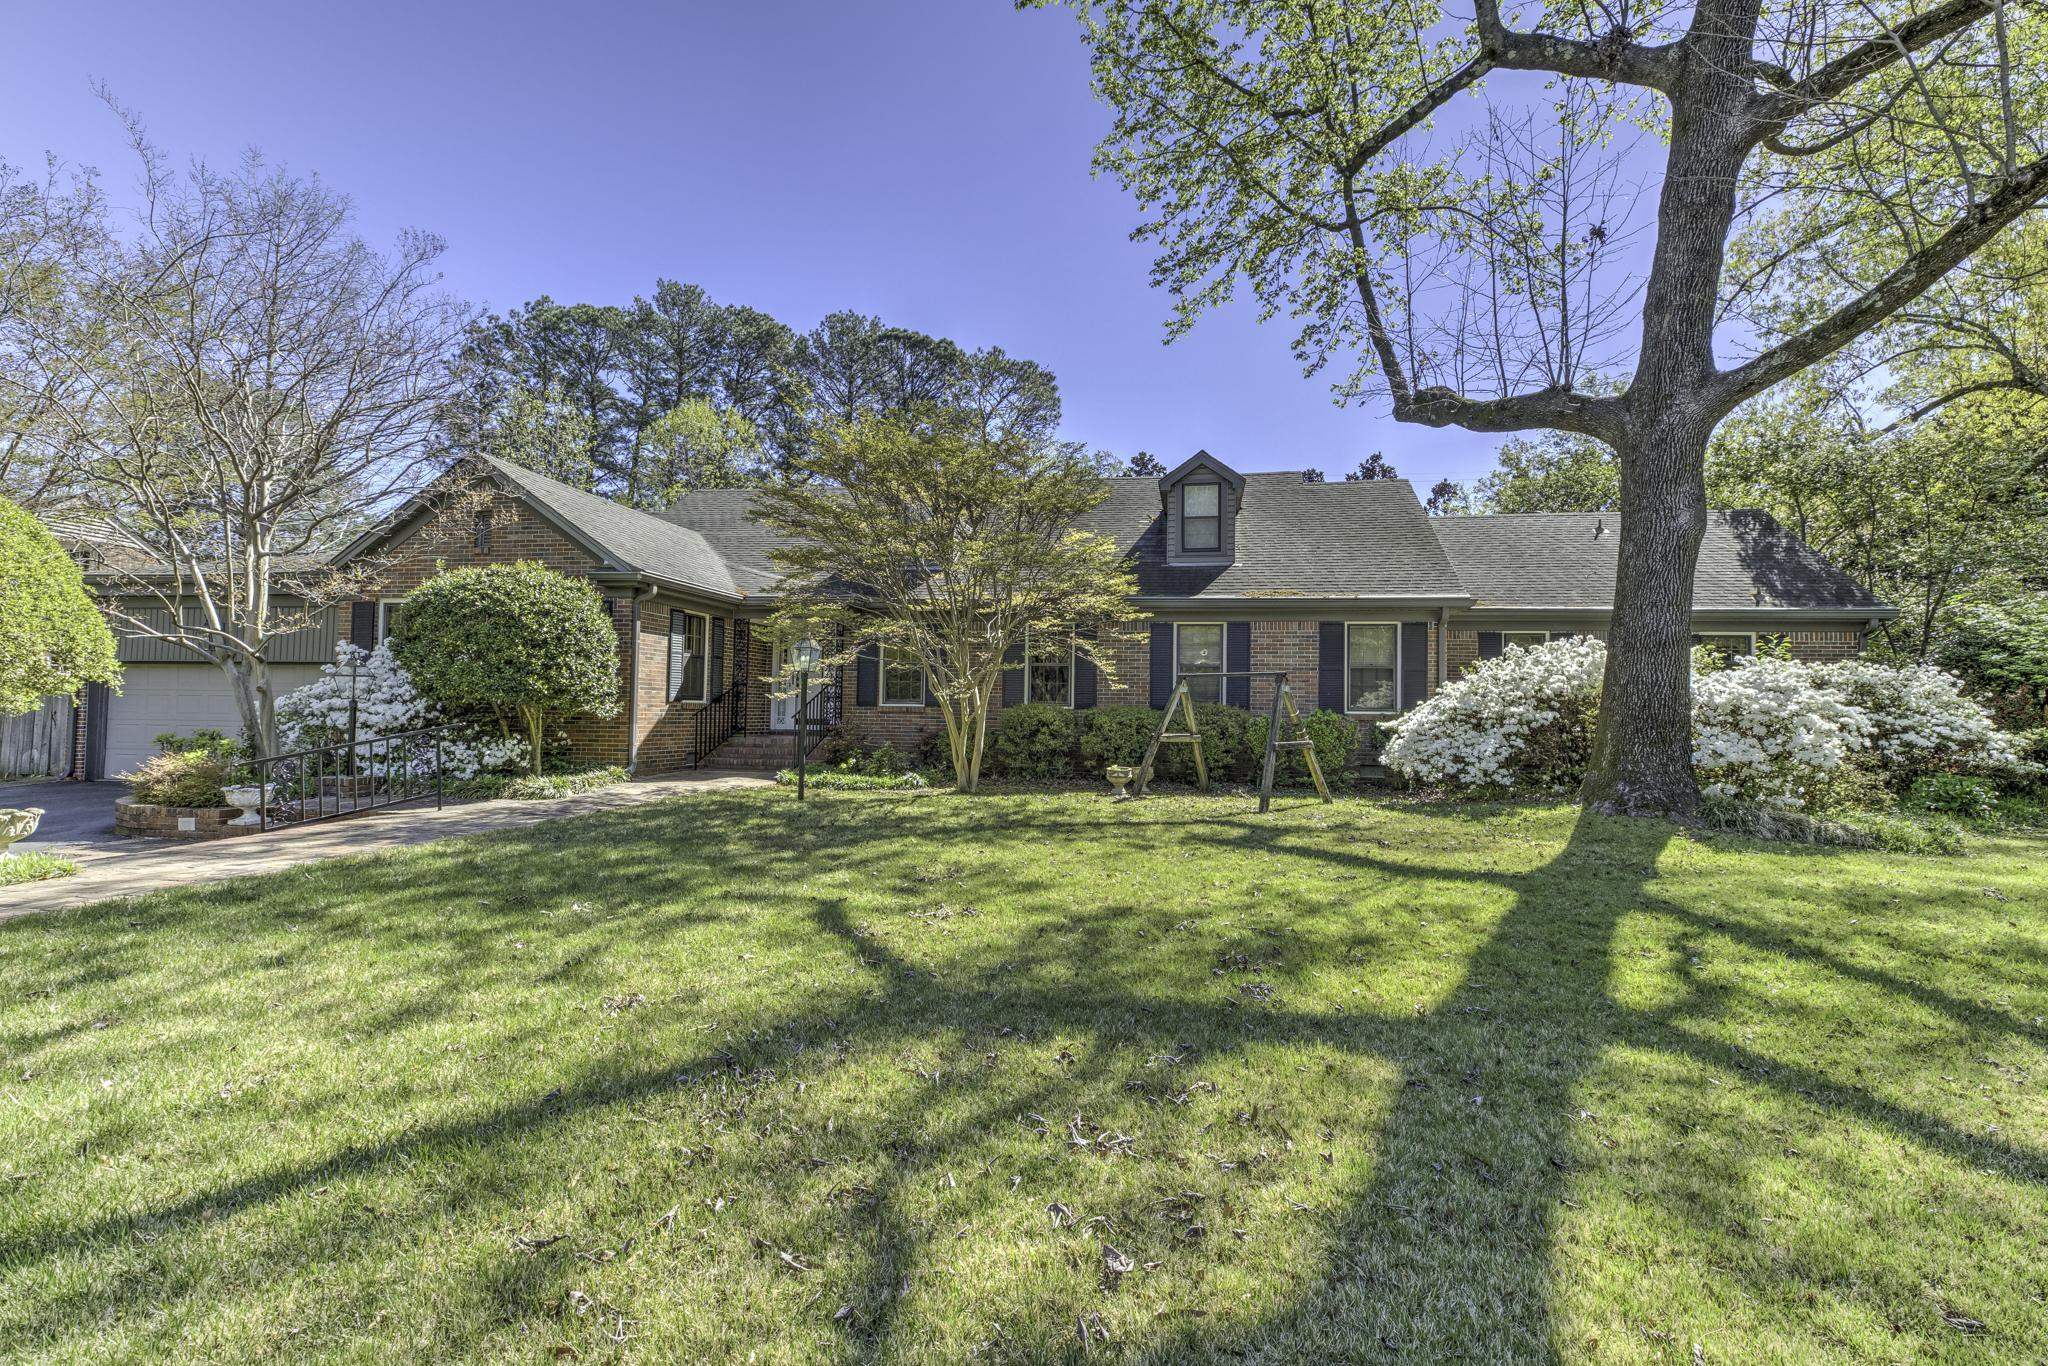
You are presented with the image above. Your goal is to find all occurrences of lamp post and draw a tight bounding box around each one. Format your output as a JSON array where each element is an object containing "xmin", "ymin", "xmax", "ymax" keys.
[{"xmin": 791, "ymin": 639, "xmax": 821, "ymax": 800}]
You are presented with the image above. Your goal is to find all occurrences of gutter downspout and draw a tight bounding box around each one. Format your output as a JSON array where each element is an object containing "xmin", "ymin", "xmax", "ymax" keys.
[{"xmin": 626, "ymin": 584, "xmax": 658, "ymax": 774}]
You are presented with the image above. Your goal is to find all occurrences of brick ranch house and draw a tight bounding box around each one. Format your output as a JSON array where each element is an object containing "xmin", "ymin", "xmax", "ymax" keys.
[{"xmin": 51, "ymin": 450, "xmax": 1893, "ymax": 779}]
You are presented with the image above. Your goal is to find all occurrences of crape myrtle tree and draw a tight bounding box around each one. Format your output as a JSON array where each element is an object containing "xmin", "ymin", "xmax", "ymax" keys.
[
  {"xmin": 1048, "ymin": 0, "xmax": 2048, "ymax": 816},
  {"xmin": 752, "ymin": 411, "xmax": 1144, "ymax": 793}
]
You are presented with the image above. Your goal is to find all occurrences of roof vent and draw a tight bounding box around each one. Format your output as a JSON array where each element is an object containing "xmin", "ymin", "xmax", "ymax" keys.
[
  {"xmin": 1594, "ymin": 517, "xmax": 1606, "ymax": 538},
  {"xmin": 1754, "ymin": 588, "xmax": 1765, "ymax": 606}
]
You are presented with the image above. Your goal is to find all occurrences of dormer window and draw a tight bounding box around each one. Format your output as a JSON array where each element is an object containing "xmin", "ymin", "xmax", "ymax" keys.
[{"xmin": 1181, "ymin": 483, "xmax": 1221, "ymax": 553}]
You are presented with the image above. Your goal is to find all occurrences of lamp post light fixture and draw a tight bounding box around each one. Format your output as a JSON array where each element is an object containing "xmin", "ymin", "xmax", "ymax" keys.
[{"xmin": 791, "ymin": 639, "xmax": 821, "ymax": 800}]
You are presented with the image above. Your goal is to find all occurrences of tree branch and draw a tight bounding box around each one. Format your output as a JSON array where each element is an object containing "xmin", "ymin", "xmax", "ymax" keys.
[
  {"xmin": 1765, "ymin": 0, "xmax": 1994, "ymax": 113},
  {"xmin": 1720, "ymin": 155, "xmax": 2048, "ymax": 403}
]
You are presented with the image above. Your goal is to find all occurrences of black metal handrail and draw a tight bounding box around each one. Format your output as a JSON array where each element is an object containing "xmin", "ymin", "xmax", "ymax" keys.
[
  {"xmin": 690, "ymin": 680, "xmax": 749, "ymax": 767},
  {"xmin": 797, "ymin": 676, "xmax": 840, "ymax": 754},
  {"xmin": 253, "ymin": 724, "xmax": 451, "ymax": 830}
]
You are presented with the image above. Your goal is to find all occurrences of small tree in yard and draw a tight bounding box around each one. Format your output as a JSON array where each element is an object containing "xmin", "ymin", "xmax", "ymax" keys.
[
  {"xmin": 391, "ymin": 562, "xmax": 620, "ymax": 774},
  {"xmin": 0, "ymin": 496, "xmax": 119, "ymax": 712},
  {"xmin": 753, "ymin": 412, "xmax": 1144, "ymax": 793}
]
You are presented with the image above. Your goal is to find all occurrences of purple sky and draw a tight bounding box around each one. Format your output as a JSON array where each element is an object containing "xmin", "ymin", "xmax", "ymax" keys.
[{"xmin": 3, "ymin": 0, "xmax": 1514, "ymax": 485}]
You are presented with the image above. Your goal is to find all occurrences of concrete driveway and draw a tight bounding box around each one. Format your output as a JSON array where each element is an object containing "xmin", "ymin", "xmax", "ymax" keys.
[{"xmin": 0, "ymin": 780, "xmax": 129, "ymax": 854}]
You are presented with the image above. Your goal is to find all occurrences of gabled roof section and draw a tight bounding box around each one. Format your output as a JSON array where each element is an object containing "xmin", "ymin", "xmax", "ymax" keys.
[
  {"xmin": 1077, "ymin": 472, "xmax": 1468, "ymax": 600},
  {"xmin": 1431, "ymin": 510, "xmax": 1892, "ymax": 614},
  {"xmin": 334, "ymin": 456, "xmax": 775, "ymax": 601},
  {"xmin": 1156, "ymin": 450, "xmax": 1244, "ymax": 507},
  {"xmin": 656, "ymin": 488, "xmax": 794, "ymax": 584}
]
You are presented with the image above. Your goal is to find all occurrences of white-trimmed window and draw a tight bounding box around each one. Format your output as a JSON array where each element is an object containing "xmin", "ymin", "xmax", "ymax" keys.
[
  {"xmin": 1345, "ymin": 622, "xmax": 1400, "ymax": 714},
  {"xmin": 1026, "ymin": 629, "xmax": 1074, "ymax": 706},
  {"xmin": 880, "ymin": 646, "xmax": 924, "ymax": 707},
  {"xmin": 377, "ymin": 597, "xmax": 408, "ymax": 646},
  {"xmin": 1181, "ymin": 482, "xmax": 1221, "ymax": 553},
  {"xmin": 669, "ymin": 610, "xmax": 709, "ymax": 703},
  {"xmin": 1501, "ymin": 630, "xmax": 1550, "ymax": 650},
  {"xmin": 1693, "ymin": 632, "xmax": 1756, "ymax": 660},
  {"xmin": 1174, "ymin": 622, "xmax": 1226, "ymax": 704}
]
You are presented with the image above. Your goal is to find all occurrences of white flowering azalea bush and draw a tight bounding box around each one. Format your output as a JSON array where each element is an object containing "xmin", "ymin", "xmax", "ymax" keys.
[
  {"xmin": 1808, "ymin": 659, "xmax": 2026, "ymax": 780},
  {"xmin": 1384, "ymin": 638, "xmax": 2029, "ymax": 812},
  {"xmin": 276, "ymin": 643, "xmax": 526, "ymax": 779},
  {"xmin": 1691, "ymin": 658, "xmax": 1871, "ymax": 809},
  {"xmin": 1379, "ymin": 636, "xmax": 1604, "ymax": 791}
]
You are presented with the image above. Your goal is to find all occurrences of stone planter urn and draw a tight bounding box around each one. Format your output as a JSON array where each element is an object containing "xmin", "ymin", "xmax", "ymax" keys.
[
  {"xmin": 0, "ymin": 807, "xmax": 43, "ymax": 856},
  {"xmin": 1104, "ymin": 764, "xmax": 1138, "ymax": 801},
  {"xmin": 222, "ymin": 785, "xmax": 265, "ymax": 828}
]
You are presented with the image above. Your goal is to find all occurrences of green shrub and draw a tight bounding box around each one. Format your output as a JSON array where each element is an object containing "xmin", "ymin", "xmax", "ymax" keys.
[
  {"xmin": 123, "ymin": 750, "xmax": 234, "ymax": 807},
  {"xmin": 988, "ymin": 703, "xmax": 1082, "ymax": 780},
  {"xmin": 1247, "ymin": 708, "xmax": 1361, "ymax": 784},
  {"xmin": 1144, "ymin": 703, "xmax": 1255, "ymax": 782},
  {"xmin": 0, "ymin": 850, "xmax": 78, "ymax": 886},
  {"xmin": 1905, "ymin": 773, "xmax": 1999, "ymax": 820},
  {"xmin": 776, "ymin": 768, "xmax": 930, "ymax": 791},
  {"xmin": 155, "ymin": 728, "xmax": 249, "ymax": 768},
  {"xmin": 0, "ymin": 494, "xmax": 120, "ymax": 713},
  {"xmin": 831, "ymin": 744, "xmax": 916, "ymax": 777},
  {"xmin": 1076, "ymin": 706, "xmax": 1158, "ymax": 773},
  {"xmin": 393, "ymin": 562, "xmax": 621, "ymax": 774}
]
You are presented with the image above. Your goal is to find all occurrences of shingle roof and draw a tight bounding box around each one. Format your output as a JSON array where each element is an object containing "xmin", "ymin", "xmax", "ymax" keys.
[
  {"xmin": 479, "ymin": 456, "xmax": 777, "ymax": 599},
  {"xmin": 1076, "ymin": 473, "xmax": 1468, "ymax": 600},
  {"xmin": 1430, "ymin": 510, "xmax": 1889, "ymax": 612},
  {"xmin": 655, "ymin": 489, "xmax": 793, "ymax": 582}
]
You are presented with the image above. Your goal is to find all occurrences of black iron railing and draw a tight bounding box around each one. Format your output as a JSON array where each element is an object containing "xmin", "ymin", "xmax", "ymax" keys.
[
  {"xmin": 253, "ymin": 724, "xmax": 450, "ymax": 830},
  {"xmin": 691, "ymin": 680, "xmax": 749, "ymax": 768},
  {"xmin": 797, "ymin": 676, "xmax": 841, "ymax": 754}
]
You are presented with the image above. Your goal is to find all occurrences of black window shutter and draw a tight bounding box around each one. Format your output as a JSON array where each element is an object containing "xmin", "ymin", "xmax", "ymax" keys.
[
  {"xmin": 1400, "ymin": 621, "xmax": 1429, "ymax": 711},
  {"xmin": 1002, "ymin": 642, "xmax": 1024, "ymax": 707},
  {"xmin": 1074, "ymin": 629, "xmax": 1097, "ymax": 709},
  {"xmin": 709, "ymin": 618, "xmax": 726, "ymax": 699},
  {"xmin": 855, "ymin": 642, "xmax": 879, "ymax": 707},
  {"xmin": 1149, "ymin": 623, "xmax": 1174, "ymax": 708},
  {"xmin": 350, "ymin": 599, "xmax": 377, "ymax": 647},
  {"xmin": 667, "ymin": 611, "xmax": 686, "ymax": 701},
  {"xmin": 924, "ymin": 665, "xmax": 937, "ymax": 707},
  {"xmin": 1318, "ymin": 622, "xmax": 1346, "ymax": 712},
  {"xmin": 1226, "ymin": 622, "xmax": 1251, "ymax": 708},
  {"xmin": 1478, "ymin": 631, "xmax": 1503, "ymax": 660}
]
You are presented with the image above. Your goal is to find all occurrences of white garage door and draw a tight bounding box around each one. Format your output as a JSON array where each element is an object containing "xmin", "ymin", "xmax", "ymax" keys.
[{"xmin": 102, "ymin": 663, "xmax": 325, "ymax": 778}]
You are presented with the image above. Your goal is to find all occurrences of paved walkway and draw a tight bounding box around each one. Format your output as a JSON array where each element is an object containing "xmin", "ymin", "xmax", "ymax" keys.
[{"xmin": 0, "ymin": 771, "xmax": 772, "ymax": 921}]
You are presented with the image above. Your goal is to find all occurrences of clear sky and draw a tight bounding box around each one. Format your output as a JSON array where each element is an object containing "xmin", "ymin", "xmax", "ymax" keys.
[{"xmin": 2, "ymin": 0, "xmax": 1514, "ymax": 486}]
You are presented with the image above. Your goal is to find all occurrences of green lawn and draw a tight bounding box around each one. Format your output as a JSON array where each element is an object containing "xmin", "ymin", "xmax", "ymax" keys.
[{"xmin": 2, "ymin": 790, "xmax": 2044, "ymax": 1362}]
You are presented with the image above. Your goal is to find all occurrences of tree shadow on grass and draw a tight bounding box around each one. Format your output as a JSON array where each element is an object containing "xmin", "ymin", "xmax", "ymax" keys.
[{"xmin": 5, "ymin": 793, "xmax": 2045, "ymax": 1359}]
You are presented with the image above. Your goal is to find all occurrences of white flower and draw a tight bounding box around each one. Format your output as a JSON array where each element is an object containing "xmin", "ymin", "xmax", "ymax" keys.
[{"xmin": 275, "ymin": 643, "xmax": 526, "ymax": 779}]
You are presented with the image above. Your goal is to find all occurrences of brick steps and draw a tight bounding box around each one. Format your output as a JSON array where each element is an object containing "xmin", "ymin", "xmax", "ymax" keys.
[{"xmin": 700, "ymin": 731, "xmax": 833, "ymax": 771}]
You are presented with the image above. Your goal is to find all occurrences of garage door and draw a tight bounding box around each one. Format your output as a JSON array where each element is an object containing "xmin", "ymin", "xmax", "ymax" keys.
[{"xmin": 101, "ymin": 663, "xmax": 325, "ymax": 779}]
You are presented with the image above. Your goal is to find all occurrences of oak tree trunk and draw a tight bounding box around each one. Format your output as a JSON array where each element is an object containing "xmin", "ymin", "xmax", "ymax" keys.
[{"xmin": 1580, "ymin": 417, "xmax": 1710, "ymax": 816}]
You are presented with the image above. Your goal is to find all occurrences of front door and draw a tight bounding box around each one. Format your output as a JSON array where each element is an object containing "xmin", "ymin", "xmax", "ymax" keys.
[{"xmin": 770, "ymin": 639, "xmax": 823, "ymax": 730}]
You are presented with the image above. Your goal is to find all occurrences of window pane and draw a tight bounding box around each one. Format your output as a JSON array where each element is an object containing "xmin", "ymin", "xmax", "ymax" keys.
[
  {"xmin": 1181, "ymin": 484, "xmax": 1221, "ymax": 551},
  {"xmin": 681, "ymin": 615, "xmax": 707, "ymax": 698},
  {"xmin": 1177, "ymin": 625, "xmax": 1224, "ymax": 704},
  {"xmin": 1694, "ymin": 634, "xmax": 1752, "ymax": 658},
  {"xmin": 882, "ymin": 650, "xmax": 923, "ymax": 704},
  {"xmin": 1347, "ymin": 624, "xmax": 1397, "ymax": 712},
  {"xmin": 1502, "ymin": 631, "xmax": 1548, "ymax": 650},
  {"xmin": 1027, "ymin": 635, "xmax": 1071, "ymax": 705}
]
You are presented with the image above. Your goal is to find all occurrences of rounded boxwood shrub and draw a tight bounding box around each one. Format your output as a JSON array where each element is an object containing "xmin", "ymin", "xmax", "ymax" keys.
[
  {"xmin": 392, "ymin": 562, "xmax": 621, "ymax": 773},
  {"xmin": 123, "ymin": 750, "xmax": 234, "ymax": 807},
  {"xmin": 1077, "ymin": 705, "xmax": 1159, "ymax": 773},
  {"xmin": 988, "ymin": 702, "xmax": 1081, "ymax": 780},
  {"xmin": 1247, "ymin": 708, "xmax": 1361, "ymax": 783}
]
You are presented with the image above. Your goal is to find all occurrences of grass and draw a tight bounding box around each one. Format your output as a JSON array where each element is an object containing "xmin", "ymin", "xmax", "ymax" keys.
[
  {"xmin": 450, "ymin": 764, "xmax": 631, "ymax": 801},
  {"xmin": 2, "ymin": 789, "xmax": 2044, "ymax": 1362},
  {"xmin": 0, "ymin": 849, "xmax": 78, "ymax": 886}
]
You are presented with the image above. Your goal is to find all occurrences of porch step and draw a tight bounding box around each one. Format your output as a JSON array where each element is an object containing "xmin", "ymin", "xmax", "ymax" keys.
[{"xmin": 700, "ymin": 731, "xmax": 833, "ymax": 770}]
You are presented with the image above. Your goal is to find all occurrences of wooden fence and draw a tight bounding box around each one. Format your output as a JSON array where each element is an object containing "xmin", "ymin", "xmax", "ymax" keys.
[{"xmin": 0, "ymin": 697, "xmax": 74, "ymax": 778}]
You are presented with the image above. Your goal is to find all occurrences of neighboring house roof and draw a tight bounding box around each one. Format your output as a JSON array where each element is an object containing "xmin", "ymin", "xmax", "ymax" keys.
[
  {"xmin": 1077, "ymin": 473, "xmax": 1468, "ymax": 601},
  {"xmin": 1431, "ymin": 510, "xmax": 1891, "ymax": 614},
  {"xmin": 476, "ymin": 457, "xmax": 778, "ymax": 599}
]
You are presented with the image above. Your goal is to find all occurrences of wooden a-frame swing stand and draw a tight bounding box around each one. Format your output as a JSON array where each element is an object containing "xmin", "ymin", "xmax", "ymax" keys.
[{"xmin": 1132, "ymin": 670, "xmax": 1331, "ymax": 813}]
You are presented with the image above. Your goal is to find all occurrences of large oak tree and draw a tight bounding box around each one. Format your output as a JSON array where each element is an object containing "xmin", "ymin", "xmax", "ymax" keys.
[{"xmin": 1047, "ymin": 0, "xmax": 2048, "ymax": 815}]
